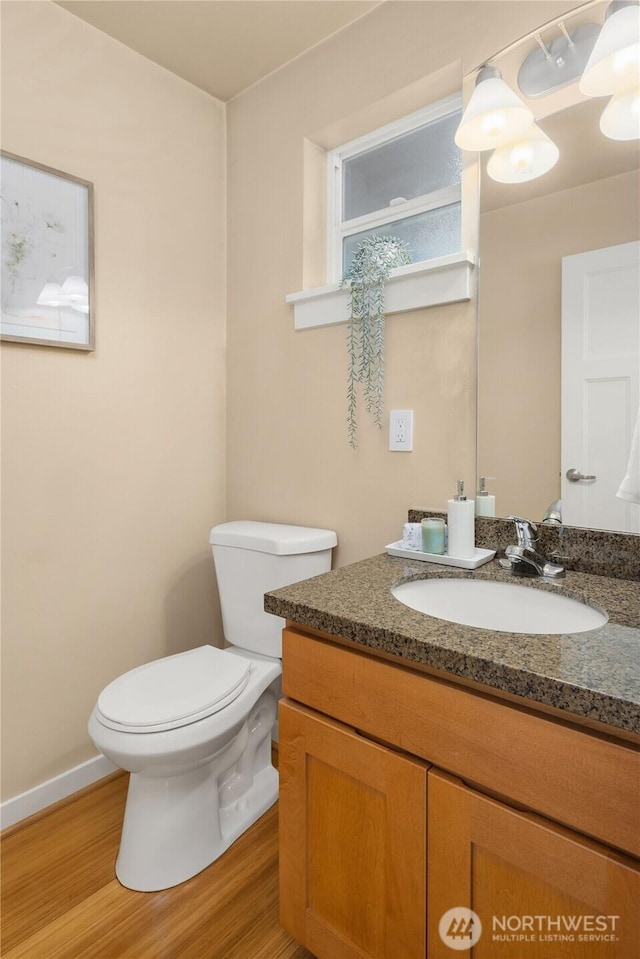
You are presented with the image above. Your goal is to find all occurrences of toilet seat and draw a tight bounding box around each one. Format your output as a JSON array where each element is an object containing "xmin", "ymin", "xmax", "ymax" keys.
[{"xmin": 96, "ymin": 646, "xmax": 251, "ymax": 733}]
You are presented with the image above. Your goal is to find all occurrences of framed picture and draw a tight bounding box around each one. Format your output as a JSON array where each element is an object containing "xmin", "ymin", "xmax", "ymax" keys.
[{"xmin": 1, "ymin": 151, "xmax": 94, "ymax": 351}]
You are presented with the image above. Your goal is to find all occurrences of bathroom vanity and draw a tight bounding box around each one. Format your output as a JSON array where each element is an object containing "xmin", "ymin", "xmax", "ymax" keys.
[{"xmin": 266, "ymin": 552, "xmax": 640, "ymax": 959}]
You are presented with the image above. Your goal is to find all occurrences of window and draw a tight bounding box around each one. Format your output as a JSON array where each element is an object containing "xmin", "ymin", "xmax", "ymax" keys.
[{"xmin": 327, "ymin": 94, "xmax": 463, "ymax": 282}]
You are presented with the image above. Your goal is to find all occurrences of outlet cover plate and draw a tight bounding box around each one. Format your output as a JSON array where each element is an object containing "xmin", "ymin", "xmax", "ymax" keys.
[{"xmin": 389, "ymin": 409, "xmax": 413, "ymax": 451}]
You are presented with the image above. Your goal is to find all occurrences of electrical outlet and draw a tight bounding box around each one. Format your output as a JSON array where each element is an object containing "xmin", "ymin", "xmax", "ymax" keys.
[{"xmin": 389, "ymin": 410, "xmax": 413, "ymax": 451}]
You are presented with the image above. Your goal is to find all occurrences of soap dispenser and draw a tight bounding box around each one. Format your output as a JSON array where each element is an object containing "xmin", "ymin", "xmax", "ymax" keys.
[
  {"xmin": 447, "ymin": 480, "xmax": 475, "ymax": 558},
  {"xmin": 476, "ymin": 476, "xmax": 496, "ymax": 517}
]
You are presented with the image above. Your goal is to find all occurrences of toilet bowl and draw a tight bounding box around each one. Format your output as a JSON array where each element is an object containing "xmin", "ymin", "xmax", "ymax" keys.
[
  {"xmin": 89, "ymin": 645, "xmax": 280, "ymax": 891},
  {"xmin": 89, "ymin": 521, "xmax": 336, "ymax": 891}
]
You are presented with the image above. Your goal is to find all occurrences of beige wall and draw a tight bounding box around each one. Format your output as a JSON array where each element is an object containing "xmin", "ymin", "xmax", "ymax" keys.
[
  {"xmin": 479, "ymin": 170, "xmax": 640, "ymax": 522},
  {"xmin": 1, "ymin": 1, "xmax": 227, "ymax": 799},
  {"xmin": 225, "ymin": 0, "xmax": 576, "ymax": 566},
  {"xmin": 0, "ymin": 0, "xmax": 580, "ymax": 804}
]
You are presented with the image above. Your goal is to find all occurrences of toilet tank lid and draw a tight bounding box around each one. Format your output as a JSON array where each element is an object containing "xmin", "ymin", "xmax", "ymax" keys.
[{"xmin": 209, "ymin": 521, "xmax": 337, "ymax": 555}]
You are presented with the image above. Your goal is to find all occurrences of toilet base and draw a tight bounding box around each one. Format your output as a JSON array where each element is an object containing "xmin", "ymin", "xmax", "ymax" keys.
[
  {"xmin": 115, "ymin": 760, "xmax": 278, "ymax": 892},
  {"xmin": 114, "ymin": 689, "xmax": 279, "ymax": 892}
]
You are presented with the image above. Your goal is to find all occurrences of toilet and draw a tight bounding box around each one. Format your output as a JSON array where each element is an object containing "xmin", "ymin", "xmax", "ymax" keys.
[{"xmin": 88, "ymin": 521, "xmax": 337, "ymax": 892}]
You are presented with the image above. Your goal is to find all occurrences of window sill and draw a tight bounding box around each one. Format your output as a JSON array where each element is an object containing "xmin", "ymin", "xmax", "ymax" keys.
[{"xmin": 286, "ymin": 252, "xmax": 476, "ymax": 330}]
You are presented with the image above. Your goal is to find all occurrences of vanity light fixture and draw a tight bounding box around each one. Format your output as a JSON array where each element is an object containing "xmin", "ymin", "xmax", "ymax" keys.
[
  {"xmin": 456, "ymin": 2, "xmax": 640, "ymax": 174},
  {"xmin": 36, "ymin": 275, "xmax": 89, "ymax": 313},
  {"xmin": 456, "ymin": 65, "xmax": 559, "ymax": 183},
  {"xmin": 36, "ymin": 282, "xmax": 64, "ymax": 307},
  {"xmin": 486, "ymin": 124, "xmax": 560, "ymax": 183},
  {"xmin": 70, "ymin": 299, "xmax": 90, "ymax": 315},
  {"xmin": 58, "ymin": 274, "xmax": 88, "ymax": 302},
  {"xmin": 517, "ymin": 22, "xmax": 600, "ymax": 98},
  {"xmin": 579, "ymin": 0, "xmax": 640, "ymax": 97},
  {"xmin": 580, "ymin": 0, "xmax": 640, "ymax": 140},
  {"xmin": 600, "ymin": 85, "xmax": 640, "ymax": 138},
  {"xmin": 454, "ymin": 66, "xmax": 534, "ymax": 151}
]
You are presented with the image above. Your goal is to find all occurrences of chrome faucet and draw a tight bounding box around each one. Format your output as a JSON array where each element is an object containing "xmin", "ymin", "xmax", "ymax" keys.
[{"xmin": 500, "ymin": 516, "xmax": 565, "ymax": 580}]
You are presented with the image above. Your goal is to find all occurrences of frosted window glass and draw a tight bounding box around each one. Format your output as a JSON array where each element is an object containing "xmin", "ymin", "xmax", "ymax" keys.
[
  {"xmin": 343, "ymin": 203, "xmax": 461, "ymax": 274},
  {"xmin": 343, "ymin": 112, "xmax": 462, "ymax": 222}
]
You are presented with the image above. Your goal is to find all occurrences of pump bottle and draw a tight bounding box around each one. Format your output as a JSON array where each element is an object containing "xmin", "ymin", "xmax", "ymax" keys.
[
  {"xmin": 475, "ymin": 476, "xmax": 496, "ymax": 517},
  {"xmin": 447, "ymin": 480, "xmax": 475, "ymax": 558}
]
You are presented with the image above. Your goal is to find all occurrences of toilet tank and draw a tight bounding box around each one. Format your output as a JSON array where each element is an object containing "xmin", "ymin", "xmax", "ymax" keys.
[{"xmin": 209, "ymin": 521, "xmax": 337, "ymax": 658}]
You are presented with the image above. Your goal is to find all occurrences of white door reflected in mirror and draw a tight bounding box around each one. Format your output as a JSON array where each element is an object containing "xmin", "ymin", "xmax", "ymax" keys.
[{"xmin": 561, "ymin": 241, "xmax": 640, "ymax": 534}]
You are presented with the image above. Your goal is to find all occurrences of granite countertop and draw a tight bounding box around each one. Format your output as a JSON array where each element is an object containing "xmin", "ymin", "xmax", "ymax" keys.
[{"xmin": 265, "ymin": 553, "xmax": 640, "ymax": 735}]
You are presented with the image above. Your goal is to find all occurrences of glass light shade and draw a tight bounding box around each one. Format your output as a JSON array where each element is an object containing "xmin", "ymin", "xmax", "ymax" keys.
[
  {"xmin": 487, "ymin": 125, "xmax": 559, "ymax": 184},
  {"xmin": 455, "ymin": 76, "xmax": 534, "ymax": 151},
  {"xmin": 36, "ymin": 282, "xmax": 63, "ymax": 306},
  {"xmin": 600, "ymin": 86, "xmax": 640, "ymax": 138},
  {"xmin": 579, "ymin": 4, "xmax": 640, "ymax": 96},
  {"xmin": 58, "ymin": 274, "xmax": 88, "ymax": 302}
]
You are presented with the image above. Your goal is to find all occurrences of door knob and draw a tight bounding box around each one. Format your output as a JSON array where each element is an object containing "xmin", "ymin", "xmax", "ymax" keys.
[{"xmin": 566, "ymin": 468, "xmax": 596, "ymax": 483}]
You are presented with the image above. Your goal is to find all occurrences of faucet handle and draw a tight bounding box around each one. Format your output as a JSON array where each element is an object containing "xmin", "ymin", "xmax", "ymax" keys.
[{"xmin": 506, "ymin": 515, "xmax": 538, "ymax": 547}]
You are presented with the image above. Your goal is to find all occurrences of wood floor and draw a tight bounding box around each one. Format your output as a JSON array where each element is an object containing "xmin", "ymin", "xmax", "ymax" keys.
[{"xmin": 1, "ymin": 768, "xmax": 315, "ymax": 959}]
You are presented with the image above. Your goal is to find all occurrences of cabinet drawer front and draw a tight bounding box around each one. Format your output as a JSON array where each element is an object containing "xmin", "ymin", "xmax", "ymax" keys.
[
  {"xmin": 283, "ymin": 627, "xmax": 640, "ymax": 857},
  {"xmin": 279, "ymin": 699, "xmax": 428, "ymax": 959}
]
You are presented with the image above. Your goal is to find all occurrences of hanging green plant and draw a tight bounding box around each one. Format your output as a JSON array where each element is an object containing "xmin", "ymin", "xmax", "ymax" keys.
[{"xmin": 342, "ymin": 235, "xmax": 411, "ymax": 448}]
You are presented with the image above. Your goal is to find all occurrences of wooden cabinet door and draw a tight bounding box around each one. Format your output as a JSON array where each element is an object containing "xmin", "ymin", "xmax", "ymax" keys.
[
  {"xmin": 279, "ymin": 699, "xmax": 428, "ymax": 959},
  {"xmin": 428, "ymin": 769, "xmax": 640, "ymax": 959}
]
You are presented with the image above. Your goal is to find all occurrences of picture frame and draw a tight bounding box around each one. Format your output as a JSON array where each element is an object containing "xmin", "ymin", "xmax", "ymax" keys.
[{"xmin": 1, "ymin": 151, "xmax": 94, "ymax": 351}]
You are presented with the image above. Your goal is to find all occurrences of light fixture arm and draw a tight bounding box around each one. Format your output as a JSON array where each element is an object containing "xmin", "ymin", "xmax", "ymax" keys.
[
  {"xmin": 558, "ymin": 22, "xmax": 574, "ymax": 48},
  {"xmin": 518, "ymin": 21, "xmax": 600, "ymax": 97},
  {"xmin": 535, "ymin": 34, "xmax": 552, "ymax": 60}
]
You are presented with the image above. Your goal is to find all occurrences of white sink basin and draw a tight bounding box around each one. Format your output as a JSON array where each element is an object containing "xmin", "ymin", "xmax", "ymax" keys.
[{"xmin": 391, "ymin": 578, "xmax": 608, "ymax": 635}]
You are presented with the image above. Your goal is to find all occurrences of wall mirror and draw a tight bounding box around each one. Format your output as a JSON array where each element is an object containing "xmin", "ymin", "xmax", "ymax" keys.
[{"xmin": 475, "ymin": 0, "xmax": 639, "ymax": 534}]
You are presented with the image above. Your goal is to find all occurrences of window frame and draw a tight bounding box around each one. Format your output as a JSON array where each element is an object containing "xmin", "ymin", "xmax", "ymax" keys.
[{"xmin": 326, "ymin": 92, "xmax": 463, "ymax": 283}]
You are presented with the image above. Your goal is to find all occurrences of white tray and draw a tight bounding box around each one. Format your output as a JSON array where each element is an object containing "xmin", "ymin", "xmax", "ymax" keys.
[{"xmin": 385, "ymin": 541, "xmax": 496, "ymax": 570}]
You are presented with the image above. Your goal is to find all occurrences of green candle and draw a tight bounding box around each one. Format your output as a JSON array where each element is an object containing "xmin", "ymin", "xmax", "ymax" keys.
[{"xmin": 421, "ymin": 518, "xmax": 445, "ymax": 554}]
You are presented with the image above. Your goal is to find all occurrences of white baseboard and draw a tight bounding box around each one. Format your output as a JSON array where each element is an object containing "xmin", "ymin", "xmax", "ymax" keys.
[{"xmin": 1, "ymin": 754, "xmax": 119, "ymax": 831}]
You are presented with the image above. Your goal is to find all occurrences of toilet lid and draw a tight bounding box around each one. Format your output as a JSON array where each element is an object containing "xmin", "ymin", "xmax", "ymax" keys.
[{"xmin": 96, "ymin": 646, "xmax": 251, "ymax": 732}]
